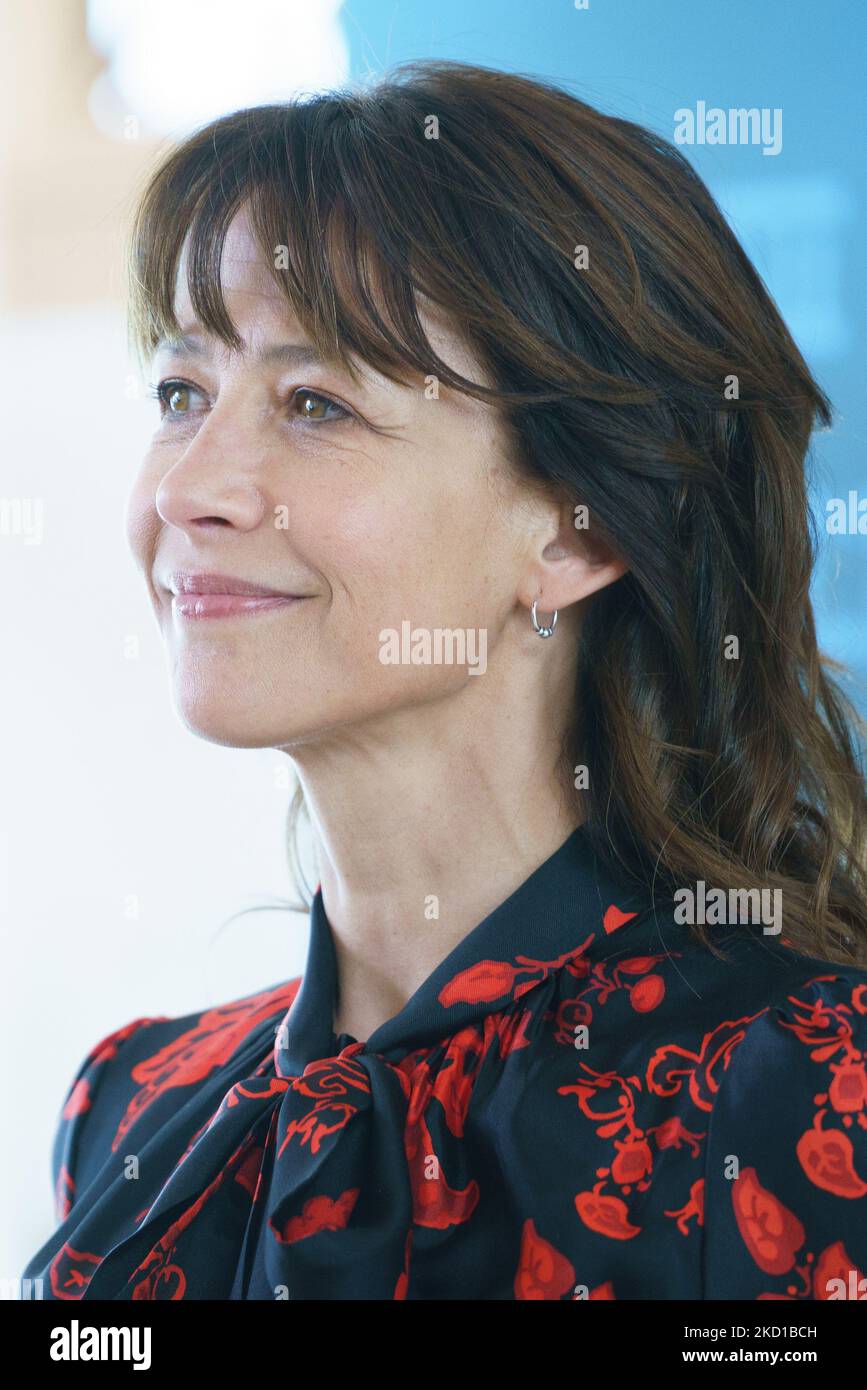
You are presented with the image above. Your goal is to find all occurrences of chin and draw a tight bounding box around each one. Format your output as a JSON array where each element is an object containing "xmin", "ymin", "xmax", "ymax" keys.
[
  {"xmin": 168, "ymin": 670, "xmax": 290, "ymax": 748},
  {"xmin": 173, "ymin": 698, "xmax": 285, "ymax": 748},
  {"xmin": 170, "ymin": 679, "xmax": 348, "ymax": 750}
]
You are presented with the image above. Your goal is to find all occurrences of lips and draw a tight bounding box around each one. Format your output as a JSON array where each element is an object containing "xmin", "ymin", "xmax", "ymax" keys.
[
  {"xmin": 164, "ymin": 571, "xmax": 308, "ymax": 620},
  {"xmin": 167, "ymin": 571, "xmax": 302, "ymax": 598}
]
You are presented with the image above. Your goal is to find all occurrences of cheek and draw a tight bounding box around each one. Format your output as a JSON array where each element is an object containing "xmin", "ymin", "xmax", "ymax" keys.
[
  {"xmin": 125, "ymin": 465, "xmax": 161, "ymax": 576},
  {"xmin": 296, "ymin": 481, "xmax": 487, "ymax": 615}
]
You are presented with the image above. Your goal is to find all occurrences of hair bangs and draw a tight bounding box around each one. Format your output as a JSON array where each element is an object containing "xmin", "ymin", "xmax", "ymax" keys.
[{"xmin": 126, "ymin": 98, "xmax": 497, "ymax": 400}]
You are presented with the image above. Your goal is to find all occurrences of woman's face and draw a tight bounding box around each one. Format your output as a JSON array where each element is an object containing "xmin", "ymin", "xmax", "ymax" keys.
[{"xmin": 126, "ymin": 206, "xmax": 549, "ymax": 749}]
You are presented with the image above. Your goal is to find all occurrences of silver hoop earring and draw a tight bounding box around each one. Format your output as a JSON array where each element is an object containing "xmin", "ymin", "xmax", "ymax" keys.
[{"xmin": 531, "ymin": 598, "xmax": 558, "ymax": 638}]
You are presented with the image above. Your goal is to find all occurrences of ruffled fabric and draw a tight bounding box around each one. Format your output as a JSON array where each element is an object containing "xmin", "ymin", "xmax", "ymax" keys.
[{"xmin": 23, "ymin": 825, "xmax": 867, "ymax": 1299}]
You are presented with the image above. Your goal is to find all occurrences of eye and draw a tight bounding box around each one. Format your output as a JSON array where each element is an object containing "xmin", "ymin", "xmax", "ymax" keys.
[
  {"xmin": 291, "ymin": 388, "xmax": 351, "ymax": 423},
  {"xmin": 146, "ymin": 380, "xmax": 352, "ymax": 426},
  {"xmin": 148, "ymin": 379, "xmax": 205, "ymax": 417}
]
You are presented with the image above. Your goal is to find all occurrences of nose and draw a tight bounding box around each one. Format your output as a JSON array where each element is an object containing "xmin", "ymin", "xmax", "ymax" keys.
[{"xmin": 154, "ymin": 402, "xmax": 270, "ymax": 534}]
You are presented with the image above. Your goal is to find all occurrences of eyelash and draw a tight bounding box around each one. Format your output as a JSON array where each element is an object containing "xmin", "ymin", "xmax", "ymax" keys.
[{"xmin": 146, "ymin": 378, "xmax": 353, "ymax": 426}]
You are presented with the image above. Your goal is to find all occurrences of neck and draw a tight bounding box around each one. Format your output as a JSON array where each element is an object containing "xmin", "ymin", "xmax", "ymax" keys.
[{"xmin": 284, "ymin": 632, "xmax": 583, "ymax": 1042}]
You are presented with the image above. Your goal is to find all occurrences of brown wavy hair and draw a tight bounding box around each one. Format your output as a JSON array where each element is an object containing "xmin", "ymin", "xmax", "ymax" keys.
[{"xmin": 126, "ymin": 60, "xmax": 867, "ymax": 967}]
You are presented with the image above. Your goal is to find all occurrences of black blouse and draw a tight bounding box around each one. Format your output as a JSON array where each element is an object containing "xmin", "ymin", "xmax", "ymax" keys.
[{"xmin": 23, "ymin": 825, "xmax": 867, "ymax": 1299}]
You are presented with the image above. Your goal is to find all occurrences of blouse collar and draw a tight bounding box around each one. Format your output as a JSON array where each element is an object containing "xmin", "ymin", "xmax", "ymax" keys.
[{"xmin": 274, "ymin": 822, "xmax": 656, "ymax": 1075}]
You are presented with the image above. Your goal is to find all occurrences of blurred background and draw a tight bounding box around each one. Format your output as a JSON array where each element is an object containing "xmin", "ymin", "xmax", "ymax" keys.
[{"xmin": 2, "ymin": 0, "xmax": 864, "ymax": 1277}]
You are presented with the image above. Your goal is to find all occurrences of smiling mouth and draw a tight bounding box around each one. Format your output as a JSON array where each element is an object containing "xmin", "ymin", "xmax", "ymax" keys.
[
  {"xmin": 171, "ymin": 593, "xmax": 306, "ymax": 619},
  {"xmin": 165, "ymin": 570, "xmax": 310, "ymax": 619}
]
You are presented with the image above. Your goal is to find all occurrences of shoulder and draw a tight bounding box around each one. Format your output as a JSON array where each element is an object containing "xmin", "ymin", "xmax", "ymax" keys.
[
  {"xmin": 53, "ymin": 976, "xmax": 301, "ymax": 1220},
  {"xmin": 699, "ymin": 958, "xmax": 867, "ymax": 1299},
  {"xmin": 501, "ymin": 923, "xmax": 867, "ymax": 1298}
]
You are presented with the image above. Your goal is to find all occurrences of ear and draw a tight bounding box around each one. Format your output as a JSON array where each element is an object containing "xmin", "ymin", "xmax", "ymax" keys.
[{"xmin": 517, "ymin": 497, "xmax": 629, "ymax": 615}]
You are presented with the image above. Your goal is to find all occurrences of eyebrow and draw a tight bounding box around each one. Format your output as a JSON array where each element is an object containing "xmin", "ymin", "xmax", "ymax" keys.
[{"xmin": 153, "ymin": 333, "xmax": 329, "ymax": 369}]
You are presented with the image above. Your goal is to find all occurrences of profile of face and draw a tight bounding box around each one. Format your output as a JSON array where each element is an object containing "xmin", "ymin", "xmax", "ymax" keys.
[{"xmin": 126, "ymin": 205, "xmax": 621, "ymax": 751}]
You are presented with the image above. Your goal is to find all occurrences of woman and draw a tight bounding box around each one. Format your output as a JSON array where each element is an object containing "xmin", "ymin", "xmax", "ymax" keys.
[{"xmin": 24, "ymin": 60, "xmax": 867, "ymax": 1301}]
